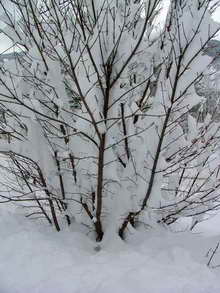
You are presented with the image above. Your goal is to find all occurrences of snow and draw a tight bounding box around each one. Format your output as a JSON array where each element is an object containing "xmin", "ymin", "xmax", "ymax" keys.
[
  {"xmin": 0, "ymin": 1, "xmax": 220, "ymax": 292},
  {"xmin": 1, "ymin": 206, "xmax": 220, "ymax": 293}
]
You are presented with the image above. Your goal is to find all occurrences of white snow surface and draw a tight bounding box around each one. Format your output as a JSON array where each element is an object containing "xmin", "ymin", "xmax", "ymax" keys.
[{"xmin": 1, "ymin": 206, "xmax": 220, "ymax": 293}]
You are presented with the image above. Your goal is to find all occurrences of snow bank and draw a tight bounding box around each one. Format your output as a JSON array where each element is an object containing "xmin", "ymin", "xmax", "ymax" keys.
[{"xmin": 0, "ymin": 207, "xmax": 220, "ymax": 293}]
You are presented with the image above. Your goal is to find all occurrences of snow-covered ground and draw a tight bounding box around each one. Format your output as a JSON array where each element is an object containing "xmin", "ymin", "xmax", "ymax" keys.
[{"xmin": 1, "ymin": 205, "xmax": 220, "ymax": 293}]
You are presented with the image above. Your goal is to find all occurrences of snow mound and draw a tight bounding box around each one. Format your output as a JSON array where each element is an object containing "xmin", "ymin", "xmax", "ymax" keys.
[{"xmin": 0, "ymin": 207, "xmax": 220, "ymax": 293}]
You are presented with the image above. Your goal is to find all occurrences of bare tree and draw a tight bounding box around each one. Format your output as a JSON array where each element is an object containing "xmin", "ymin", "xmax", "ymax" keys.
[{"xmin": 0, "ymin": 0, "xmax": 219, "ymax": 241}]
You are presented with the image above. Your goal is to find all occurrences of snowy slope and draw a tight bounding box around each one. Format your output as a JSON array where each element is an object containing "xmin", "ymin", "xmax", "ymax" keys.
[{"xmin": 1, "ymin": 206, "xmax": 220, "ymax": 293}]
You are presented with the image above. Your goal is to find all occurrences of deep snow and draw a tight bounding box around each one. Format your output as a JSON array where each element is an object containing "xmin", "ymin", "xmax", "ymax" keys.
[{"xmin": 1, "ymin": 205, "xmax": 220, "ymax": 293}]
